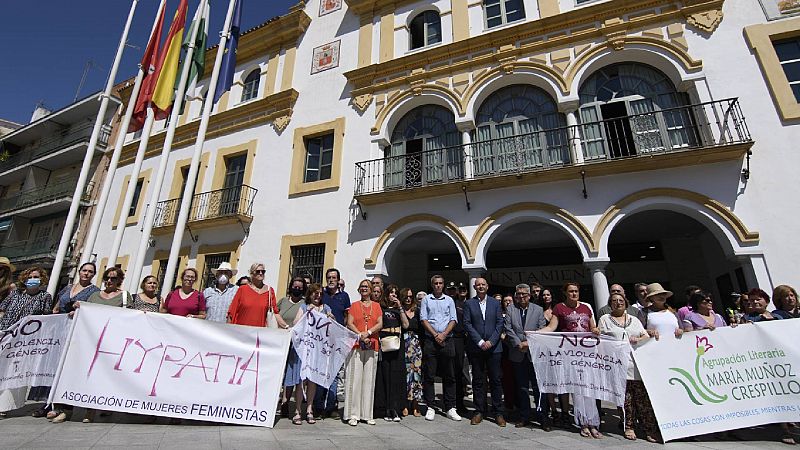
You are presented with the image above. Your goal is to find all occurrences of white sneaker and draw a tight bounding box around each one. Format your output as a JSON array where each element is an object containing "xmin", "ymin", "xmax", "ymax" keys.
[
  {"xmin": 425, "ymin": 408, "xmax": 436, "ymax": 421},
  {"xmin": 446, "ymin": 408, "xmax": 462, "ymax": 421}
]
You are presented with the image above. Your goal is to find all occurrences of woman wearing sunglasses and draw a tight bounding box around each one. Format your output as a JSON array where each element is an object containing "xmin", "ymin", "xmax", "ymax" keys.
[{"xmin": 227, "ymin": 263, "xmax": 289, "ymax": 329}]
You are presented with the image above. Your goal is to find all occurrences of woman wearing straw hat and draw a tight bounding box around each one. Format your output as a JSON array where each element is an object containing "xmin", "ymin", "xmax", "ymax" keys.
[
  {"xmin": 643, "ymin": 283, "xmax": 683, "ymax": 340},
  {"xmin": 203, "ymin": 262, "xmax": 238, "ymax": 323}
]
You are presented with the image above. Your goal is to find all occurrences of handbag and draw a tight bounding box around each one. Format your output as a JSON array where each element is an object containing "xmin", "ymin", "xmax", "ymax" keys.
[
  {"xmin": 265, "ymin": 286, "xmax": 278, "ymax": 328},
  {"xmin": 380, "ymin": 335, "xmax": 401, "ymax": 352}
]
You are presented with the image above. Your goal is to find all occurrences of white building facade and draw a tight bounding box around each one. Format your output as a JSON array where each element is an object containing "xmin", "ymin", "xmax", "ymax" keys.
[{"xmin": 88, "ymin": 0, "xmax": 799, "ymax": 311}]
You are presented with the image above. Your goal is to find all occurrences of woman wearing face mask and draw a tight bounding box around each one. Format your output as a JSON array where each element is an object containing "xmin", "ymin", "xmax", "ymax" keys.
[
  {"xmin": 130, "ymin": 276, "xmax": 162, "ymax": 312},
  {"xmin": 0, "ymin": 266, "xmax": 53, "ymax": 417},
  {"xmin": 203, "ymin": 263, "xmax": 238, "ymax": 323},
  {"xmin": 279, "ymin": 277, "xmax": 308, "ymax": 421}
]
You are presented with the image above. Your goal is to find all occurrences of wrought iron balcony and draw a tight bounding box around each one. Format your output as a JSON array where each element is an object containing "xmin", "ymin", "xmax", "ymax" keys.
[
  {"xmin": 0, "ymin": 236, "xmax": 59, "ymax": 261},
  {"xmin": 354, "ymin": 98, "xmax": 752, "ymax": 201},
  {"xmin": 0, "ymin": 177, "xmax": 87, "ymax": 217},
  {"xmin": 0, "ymin": 123, "xmax": 111, "ymax": 173},
  {"xmin": 152, "ymin": 184, "xmax": 257, "ymax": 230}
]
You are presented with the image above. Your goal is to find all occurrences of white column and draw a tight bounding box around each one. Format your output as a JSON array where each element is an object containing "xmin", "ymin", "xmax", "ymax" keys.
[
  {"xmin": 461, "ymin": 129, "xmax": 474, "ymax": 180},
  {"xmin": 80, "ymin": 0, "xmax": 166, "ymax": 265},
  {"xmin": 47, "ymin": 0, "xmax": 139, "ymax": 296},
  {"xmin": 159, "ymin": 0, "xmax": 237, "ymax": 298},
  {"xmin": 128, "ymin": 0, "xmax": 210, "ymax": 292},
  {"xmin": 565, "ymin": 109, "xmax": 585, "ymax": 165},
  {"xmin": 108, "ymin": 108, "xmax": 156, "ymax": 267},
  {"xmin": 585, "ymin": 259, "xmax": 609, "ymax": 312}
]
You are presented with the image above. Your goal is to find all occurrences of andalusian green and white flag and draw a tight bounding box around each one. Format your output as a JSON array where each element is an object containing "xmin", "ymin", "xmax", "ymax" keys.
[{"xmin": 178, "ymin": 1, "xmax": 210, "ymax": 105}]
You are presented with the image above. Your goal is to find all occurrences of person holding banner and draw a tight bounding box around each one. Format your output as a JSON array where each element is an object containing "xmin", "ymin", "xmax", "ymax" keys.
[
  {"xmin": 464, "ymin": 278, "xmax": 506, "ymax": 427},
  {"xmin": 0, "ymin": 257, "xmax": 14, "ymax": 301},
  {"xmin": 161, "ymin": 268, "xmax": 206, "ymax": 319},
  {"xmin": 129, "ymin": 275, "xmax": 162, "ymax": 312},
  {"xmin": 0, "ymin": 266, "xmax": 53, "ymax": 416},
  {"xmin": 643, "ymin": 283, "xmax": 684, "ymax": 339},
  {"xmin": 743, "ymin": 288, "xmax": 782, "ymax": 322},
  {"xmin": 682, "ymin": 291, "xmax": 727, "ymax": 331},
  {"xmin": 227, "ymin": 263, "xmax": 288, "ymax": 328},
  {"xmin": 598, "ymin": 293, "xmax": 658, "ymax": 442},
  {"xmin": 505, "ymin": 283, "xmax": 549, "ymax": 430},
  {"xmin": 344, "ymin": 280, "xmax": 383, "ymax": 426},
  {"xmin": 86, "ymin": 267, "xmax": 130, "ymax": 308},
  {"xmin": 203, "ymin": 262, "xmax": 238, "ymax": 323},
  {"xmin": 544, "ymin": 282, "xmax": 601, "ymax": 438},
  {"xmin": 53, "ymin": 262, "xmax": 100, "ymax": 314},
  {"xmin": 773, "ymin": 285, "xmax": 799, "ymax": 319},
  {"xmin": 281, "ymin": 277, "xmax": 309, "ymax": 422},
  {"xmin": 316, "ymin": 268, "xmax": 349, "ymax": 419}
]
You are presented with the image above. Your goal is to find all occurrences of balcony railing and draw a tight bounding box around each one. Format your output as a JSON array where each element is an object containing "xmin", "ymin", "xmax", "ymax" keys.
[
  {"xmin": 0, "ymin": 236, "xmax": 59, "ymax": 260},
  {"xmin": 0, "ymin": 123, "xmax": 111, "ymax": 173},
  {"xmin": 153, "ymin": 184, "xmax": 257, "ymax": 228},
  {"xmin": 0, "ymin": 177, "xmax": 84, "ymax": 216},
  {"xmin": 354, "ymin": 98, "xmax": 751, "ymax": 196}
]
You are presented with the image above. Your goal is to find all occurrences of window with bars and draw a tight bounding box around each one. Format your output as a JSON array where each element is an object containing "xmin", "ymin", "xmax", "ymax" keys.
[
  {"xmin": 156, "ymin": 259, "xmax": 180, "ymax": 292},
  {"xmin": 289, "ymin": 244, "xmax": 325, "ymax": 289},
  {"xmin": 201, "ymin": 253, "xmax": 231, "ymax": 289},
  {"xmin": 484, "ymin": 0, "xmax": 525, "ymax": 29},
  {"xmin": 303, "ymin": 134, "xmax": 334, "ymax": 182},
  {"xmin": 774, "ymin": 37, "xmax": 800, "ymax": 102}
]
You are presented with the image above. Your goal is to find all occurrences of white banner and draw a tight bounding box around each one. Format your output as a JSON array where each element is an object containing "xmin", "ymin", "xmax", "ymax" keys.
[
  {"xmin": 291, "ymin": 310, "xmax": 357, "ymax": 388},
  {"xmin": 527, "ymin": 332, "xmax": 630, "ymax": 406},
  {"xmin": 0, "ymin": 314, "xmax": 70, "ymax": 390},
  {"xmin": 50, "ymin": 303, "xmax": 291, "ymax": 427},
  {"xmin": 634, "ymin": 320, "xmax": 800, "ymax": 441}
]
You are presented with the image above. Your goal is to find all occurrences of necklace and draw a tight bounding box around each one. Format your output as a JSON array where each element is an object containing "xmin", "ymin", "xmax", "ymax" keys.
[
  {"xmin": 360, "ymin": 300, "xmax": 373, "ymax": 332},
  {"xmin": 609, "ymin": 313, "xmax": 630, "ymax": 328}
]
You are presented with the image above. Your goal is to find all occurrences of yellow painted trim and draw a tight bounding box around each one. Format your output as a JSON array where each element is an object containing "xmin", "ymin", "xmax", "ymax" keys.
[
  {"xmin": 278, "ymin": 230, "xmax": 338, "ymax": 294},
  {"xmin": 211, "ymin": 139, "xmax": 257, "ymax": 190},
  {"xmin": 280, "ymin": 46, "xmax": 297, "ymax": 91},
  {"xmin": 289, "ymin": 117, "xmax": 346, "ymax": 196},
  {"xmin": 112, "ymin": 168, "xmax": 153, "ymax": 229},
  {"xmin": 469, "ymin": 202, "xmax": 594, "ymax": 256},
  {"xmin": 265, "ymin": 52, "xmax": 280, "ymax": 96},
  {"xmin": 379, "ymin": 9, "xmax": 395, "ymax": 63},
  {"xmin": 365, "ymin": 214, "xmax": 472, "ymax": 268},
  {"xmin": 462, "ymin": 61, "xmax": 569, "ymax": 107},
  {"xmin": 538, "ymin": 0, "xmax": 560, "ymax": 18},
  {"xmin": 451, "ymin": 0, "xmax": 470, "ymax": 41},
  {"xmin": 358, "ymin": 15, "xmax": 374, "ymax": 67},
  {"xmin": 168, "ymin": 154, "xmax": 210, "ymax": 200},
  {"xmin": 592, "ymin": 188, "xmax": 760, "ymax": 248},
  {"xmin": 744, "ymin": 17, "xmax": 800, "ymax": 122},
  {"xmin": 372, "ymin": 85, "xmax": 461, "ymax": 134}
]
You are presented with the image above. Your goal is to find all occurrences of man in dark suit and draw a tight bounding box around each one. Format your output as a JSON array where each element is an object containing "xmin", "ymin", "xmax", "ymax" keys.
[
  {"xmin": 504, "ymin": 283, "xmax": 551, "ymax": 431},
  {"xmin": 463, "ymin": 277, "xmax": 506, "ymax": 427}
]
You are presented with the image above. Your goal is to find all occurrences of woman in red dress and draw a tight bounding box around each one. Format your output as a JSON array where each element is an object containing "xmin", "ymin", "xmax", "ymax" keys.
[
  {"xmin": 161, "ymin": 268, "xmax": 207, "ymax": 319},
  {"xmin": 227, "ymin": 263, "xmax": 289, "ymax": 328}
]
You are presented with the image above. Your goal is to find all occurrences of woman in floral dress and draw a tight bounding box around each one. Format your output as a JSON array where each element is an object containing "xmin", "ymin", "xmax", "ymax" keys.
[{"xmin": 399, "ymin": 287, "xmax": 423, "ymax": 416}]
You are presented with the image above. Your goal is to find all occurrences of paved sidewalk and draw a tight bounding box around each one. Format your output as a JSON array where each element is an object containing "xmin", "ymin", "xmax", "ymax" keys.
[{"xmin": 0, "ymin": 403, "xmax": 790, "ymax": 449}]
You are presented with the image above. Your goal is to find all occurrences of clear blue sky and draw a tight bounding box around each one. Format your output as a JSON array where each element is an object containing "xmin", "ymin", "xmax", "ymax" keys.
[{"xmin": 0, "ymin": 0, "xmax": 296, "ymax": 125}]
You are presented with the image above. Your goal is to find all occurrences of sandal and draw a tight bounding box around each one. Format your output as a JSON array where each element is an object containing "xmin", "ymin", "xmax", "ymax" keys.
[
  {"xmin": 590, "ymin": 428, "xmax": 602, "ymax": 439},
  {"xmin": 624, "ymin": 429, "xmax": 637, "ymax": 441},
  {"xmin": 401, "ymin": 407, "xmax": 408, "ymax": 417},
  {"xmin": 646, "ymin": 436, "xmax": 659, "ymax": 443},
  {"xmin": 306, "ymin": 413, "xmax": 316, "ymax": 424},
  {"xmin": 46, "ymin": 410, "xmax": 60, "ymax": 420},
  {"xmin": 580, "ymin": 427, "xmax": 591, "ymax": 438},
  {"xmin": 781, "ymin": 435, "xmax": 797, "ymax": 445},
  {"xmin": 292, "ymin": 414, "xmax": 302, "ymax": 425}
]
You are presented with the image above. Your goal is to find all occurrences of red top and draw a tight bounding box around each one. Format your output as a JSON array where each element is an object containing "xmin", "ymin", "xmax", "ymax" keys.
[
  {"xmin": 227, "ymin": 284, "xmax": 279, "ymax": 327},
  {"xmin": 349, "ymin": 300, "xmax": 381, "ymax": 351},
  {"xmin": 164, "ymin": 289, "xmax": 206, "ymax": 317},
  {"xmin": 553, "ymin": 302, "xmax": 593, "ymax": 332}
]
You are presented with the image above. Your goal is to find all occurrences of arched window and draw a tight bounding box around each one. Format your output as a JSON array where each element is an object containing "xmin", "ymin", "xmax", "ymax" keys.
[
  {"xmin": 473, "ymin": 85, "xmax": 567, "ymax": 173},
  {"xmin": 578, "ymin": 63, "xmax": 695, "ymax": 159},
  {"xmin": 241, "ymin": 70, "xmax": 260, "ymax": 102},
  {"xmin": 409, "ymin": 10, "xmax": 441, "ymax": 50},
  {"xmin": 484, "ymin": 0, "xmax": 525, "ymax": 29},
  {"xmin": 386, "ymin": 105, "xmax": 462, "ymax": 188}
]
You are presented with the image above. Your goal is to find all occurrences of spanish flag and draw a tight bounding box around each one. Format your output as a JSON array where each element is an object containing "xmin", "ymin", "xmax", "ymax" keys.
[
  {"xmin": 152, "ymin": 0, "xmax": 189, "ymax": 120},
  {"xmin": 128, "ymin": 3, "xmax": 167, "ymax": 133}
]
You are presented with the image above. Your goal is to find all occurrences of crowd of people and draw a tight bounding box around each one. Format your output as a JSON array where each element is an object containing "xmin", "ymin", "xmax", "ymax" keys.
[{"xmin": 0, "ymin": 255, "xmax": 797, "ymax": 444}]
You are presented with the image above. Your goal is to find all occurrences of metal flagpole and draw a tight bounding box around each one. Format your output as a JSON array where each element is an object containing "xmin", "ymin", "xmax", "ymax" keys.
[
  {"xmin": 80, "ymin": 0, "xmax": 167, "ymax": 266},
  {"xmin": 107, "ymin": 107, "xmax": 156, "ymax": 267},
  {"xmin": 159, "ymin": 0, "xmax": 237, "ymax": 299},
  {"xmin": 127, "ymin": 0, "xmax": 210, "ymax": 292},
  {"xmin": 47, "ymin": 0, "xmax": 140, "ymax": 297}
]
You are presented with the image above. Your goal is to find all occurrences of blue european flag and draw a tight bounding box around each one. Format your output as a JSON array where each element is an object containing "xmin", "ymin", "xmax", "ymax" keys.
[{"xmin": 213, "ymin": 0, "xmax": 242, "ymax": 104}]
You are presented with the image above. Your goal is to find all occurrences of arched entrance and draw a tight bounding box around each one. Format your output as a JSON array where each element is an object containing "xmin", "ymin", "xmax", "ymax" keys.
[
  {"xmin": 483, "ymin": 221, "xmax": 588, "ymax": 300},
  {"xmin": 386, "ymin": 105, "xmax": 463, "ymax": 189},
  {"xmin": 386, "ymin": 230, "xmax": 466, "ymax": 292},
  {"xmin": 607, "ymin": 210, "xmax": 748, "ymax": 313}
]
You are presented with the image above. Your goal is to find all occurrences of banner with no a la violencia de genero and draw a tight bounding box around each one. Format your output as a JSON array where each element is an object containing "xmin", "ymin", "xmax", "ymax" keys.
[
  {"xmin": 526, "ymin": 332, "xmax": 630, "ymax": 406},
  {"xmin": 633, "ymin": 320, "xmax": 800, "ymax": 442},
  {"xmin": 0, "ymin": 314, "xmax": 70, "ymax": 390},
  {"xmin": 291, "ymin": 309, "xmax": 357, "ymax": 388},
  {"xmin": 49, "ymin": 303, "xmax": 291, "ymax": 427}
]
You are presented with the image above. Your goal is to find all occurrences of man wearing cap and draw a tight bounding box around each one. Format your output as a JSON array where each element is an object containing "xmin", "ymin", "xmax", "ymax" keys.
[{"xmin": 203, "ymin": 262, "xmax": 238, "ymax": 323}]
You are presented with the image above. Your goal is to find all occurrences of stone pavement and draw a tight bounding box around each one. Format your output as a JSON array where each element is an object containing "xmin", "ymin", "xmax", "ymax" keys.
[{"xmin": 0, "ymin": 402, "xmax": 790, "ymax": 449}]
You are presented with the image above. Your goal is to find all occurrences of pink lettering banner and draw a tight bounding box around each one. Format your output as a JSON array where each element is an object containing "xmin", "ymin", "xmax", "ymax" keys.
[{"xmin": 49, "ymin": 302, "xmax": 291, "ymax": 427}]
